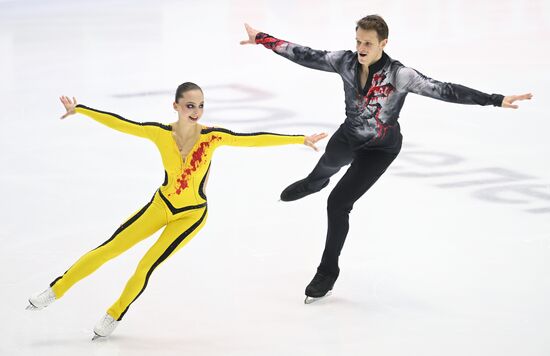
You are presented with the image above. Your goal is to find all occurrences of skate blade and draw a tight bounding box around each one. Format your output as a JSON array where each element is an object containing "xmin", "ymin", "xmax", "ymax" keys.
[
  {"xmin": 25, "ymin": 303, "xmax": 40, "ymax": 311},
  {"xmin": 92, "ymin": 333, "xmax": 105, "ymax": 341},
  {"xmin": 304, "ymin": 290, "xmax": 332, "ymax": 304}
]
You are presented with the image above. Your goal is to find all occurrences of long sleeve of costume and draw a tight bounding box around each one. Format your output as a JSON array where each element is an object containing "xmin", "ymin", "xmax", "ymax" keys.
[
  {"xmin": 205, "ymin": 127, "xmax": 305, "ymax": 147},
  {"xmin": 395, "ymin": 67, "xmax": 504, "ymax": 106},
  {"xmin": 75, "ymin": 104, "xmax": 163, "ymax": 140},
  {"xmin": 255, "ymin": 32, "xmax": 347, "ymax": 73}
]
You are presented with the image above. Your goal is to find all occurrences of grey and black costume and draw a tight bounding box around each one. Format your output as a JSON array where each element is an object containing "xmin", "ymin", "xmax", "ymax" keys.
[{"xmin": 255, "ymin": 32, "xmax": 504, "ymax": 282}]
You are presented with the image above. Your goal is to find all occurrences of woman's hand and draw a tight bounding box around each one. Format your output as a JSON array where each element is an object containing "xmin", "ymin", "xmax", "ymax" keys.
[
  {"xmin": 240, "ymin": 23, "xmax": 260, "ymax": 45},
  {"xmin": 501, "ymin": 93, "xmax": 533, "ymax": 109},
  {"xmin": 60, "ymin": 96, "xmax": 78, "ymax": 119},
  {"xmin": 304, "ymin": 133, "xmax": 328, "ymax": 151}
]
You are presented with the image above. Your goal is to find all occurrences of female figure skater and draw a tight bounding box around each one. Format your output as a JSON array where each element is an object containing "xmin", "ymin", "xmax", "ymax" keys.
[{"xmin": 26, "ymin": 82, "xmax": 327, "ymax": 339}]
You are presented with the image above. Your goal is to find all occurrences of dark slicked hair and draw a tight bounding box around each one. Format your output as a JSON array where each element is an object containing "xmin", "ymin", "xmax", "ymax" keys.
[
  {"xmin": 356, "ymin": 15, "xmax": 389, "ymax": 41},
  {"xmin": 175, "ymin": 82, "xmax": 202, "ymax": 102}
]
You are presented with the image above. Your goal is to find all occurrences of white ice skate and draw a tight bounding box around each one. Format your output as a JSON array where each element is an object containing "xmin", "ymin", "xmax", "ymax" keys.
[
  {"xmin": 92, "ymin": 313, "xmax": 119, "ymax": 340},
  {"xmin": 26, "ymin": 287, "xmax": 56, "ymax": 310}
]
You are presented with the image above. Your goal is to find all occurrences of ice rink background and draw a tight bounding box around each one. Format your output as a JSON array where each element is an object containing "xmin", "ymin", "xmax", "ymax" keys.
[{"xmin": 1, "ymin": 0, "xmax": 549, "ymax": 355}]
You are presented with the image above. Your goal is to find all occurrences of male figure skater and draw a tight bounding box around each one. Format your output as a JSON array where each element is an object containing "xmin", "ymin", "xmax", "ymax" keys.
[{"xmin": 240, "ymin": 15, "xmax": 532, "ymax": 303}]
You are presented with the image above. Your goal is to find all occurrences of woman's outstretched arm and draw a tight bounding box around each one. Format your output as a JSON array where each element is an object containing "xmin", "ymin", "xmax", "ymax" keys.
[
  {"xmin": 204, "ymin": 126, "xmax": 327, "ymax": 151},
  {"xmin": 60, "ymin": 96, "xmax": 166, "ymax": 139}
]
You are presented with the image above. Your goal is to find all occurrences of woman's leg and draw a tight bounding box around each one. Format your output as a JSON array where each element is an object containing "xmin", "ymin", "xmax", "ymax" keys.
[
  {"xmin": 107, "ymin": 206, "xmax": 208, "ymax": 321},
  {"xmin": 50, "ymin": 194, "xmax": 167, "ymax": 298}
]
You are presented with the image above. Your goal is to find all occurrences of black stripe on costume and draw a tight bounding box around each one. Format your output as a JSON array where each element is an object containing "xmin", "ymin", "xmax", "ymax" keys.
[
  {"xmin": 201, "ymin": 127, "xmax": 303, "ymax": 137},
  {"xmin": 50, "ymin": 276, "xmax": 62, "ymax": 287},
  {"xmin": 50, "ymin": 194, "xmax": 156, "ymax": 288},
  {"xmin": 158, "ymin": 190, "xmax": 207, "ymax": 215},
  {"xmin": 76, "ymin": 104, "xmax": 172, "ymax": 131},
  {"xmin": 92, "ymin": 195, "xmax": 156, "ymax": 251},
  {"xmin": 198, "ymin": 163, "xmax": 211, "ymax": 200},
  {"xmin": 162, "ymin": 170, "xmax": 168, "ymax": 186},
  {"xmin": 118, "ymin": 207, "xmax": 208, "ymax": 320}
]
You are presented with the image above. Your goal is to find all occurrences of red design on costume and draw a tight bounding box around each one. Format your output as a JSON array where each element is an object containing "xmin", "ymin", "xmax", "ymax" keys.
[
  {"xmin": 364, "ymin": 72, "xmax": 395, "ymax": 140},
  {"xmin": 256, "ymin": 33, "xmax": 287, "ymax": 50},
  {"xmin": 171, "ymin": 135, "xmax": 221, "ymax": 196}
]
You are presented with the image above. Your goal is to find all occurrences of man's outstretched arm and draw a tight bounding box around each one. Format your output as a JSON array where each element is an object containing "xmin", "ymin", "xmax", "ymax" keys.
[
  {"xmin": 396, "ymin": 66, "xmax": 532, "ymax": 108},
  {"xmin": 240, "ymin": 23, "xmax": 346, "ymax": 73}
]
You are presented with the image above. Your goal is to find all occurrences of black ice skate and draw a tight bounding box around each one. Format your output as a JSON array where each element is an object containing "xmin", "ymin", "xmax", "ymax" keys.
[
  {"xmin": 280, "ymin": 178, "xmax": 329, "ymax": 202},
  {"xmin": 304, "ymin": 271, "xmax": 337, "ymax": 304}
]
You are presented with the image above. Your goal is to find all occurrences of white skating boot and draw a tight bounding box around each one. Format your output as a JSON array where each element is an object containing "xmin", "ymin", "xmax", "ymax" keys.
[
  {"xmin": 26, "ymin": 287, "xmax": 56, "ymax": 310},
  {"xmin": 92, "ymin": 313, "xmax": 119, "ymax": 340}
]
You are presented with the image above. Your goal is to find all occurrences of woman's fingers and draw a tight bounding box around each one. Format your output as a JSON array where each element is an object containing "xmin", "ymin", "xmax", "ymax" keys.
[
  {"xmin": 59, "ymin": 95, "xmax": 77, "ymax": 119},
  {"xmin": 311, "ymin": 133, "xmax": 328, "ymax": 143},
  {"xmin": 307, "ymin": 141, "xmax": 319, "ymax": 151},
  {"xmin": 304, "ymin": 133, "xmax": 328, "ymax": 151}
]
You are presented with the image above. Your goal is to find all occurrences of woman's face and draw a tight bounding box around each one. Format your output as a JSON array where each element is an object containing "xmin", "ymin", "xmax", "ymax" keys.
[{"xmin": 173, "ymin": 89, "xmax": 204, "ymax": 123}]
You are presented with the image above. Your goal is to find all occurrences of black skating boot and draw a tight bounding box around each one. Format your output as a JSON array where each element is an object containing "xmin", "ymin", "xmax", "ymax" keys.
[
  {"xmin": 280, "ymin": 178, "xmax": 329, "ymax": 202},
  {"xmin": 304, "ymin": 271, "xmax": 338, "ymax": 304}
]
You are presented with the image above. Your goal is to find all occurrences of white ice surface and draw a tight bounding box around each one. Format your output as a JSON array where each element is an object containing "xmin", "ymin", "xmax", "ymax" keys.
[{"xmin": 1, "ymin": 0, "xmax": 549, "ymax": 355}]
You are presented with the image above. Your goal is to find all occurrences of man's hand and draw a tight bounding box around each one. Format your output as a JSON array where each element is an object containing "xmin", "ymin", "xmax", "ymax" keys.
[
  {"xmin": 502, "ymin": 93, "xmax": 533, "ymax": 109},
  {"xmin": 240, "ymin": 23, "xmax": 260, "ymax": 45}
]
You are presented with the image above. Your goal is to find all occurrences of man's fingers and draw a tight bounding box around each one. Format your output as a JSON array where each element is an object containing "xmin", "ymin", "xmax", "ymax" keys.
[
  {"xmin": 507, "ymin": 93, "xmax": 533, "ymax": 105},
  {"xmin": 505, "ymin": 103, "xmax": 519, "ymax": 109},
  {"xmin": 520, "ymin": 93, "xmax": 533, "ymax": 100}
]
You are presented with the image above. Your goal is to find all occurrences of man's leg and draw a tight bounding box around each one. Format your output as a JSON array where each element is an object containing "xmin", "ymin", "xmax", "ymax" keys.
[
  {"xmin": 306, "ymin": 149, "xmax": 399, "ymax": 298},
  {"xmin": 281, "ymin": 127, "xmax": 354, "ymax": 201}
]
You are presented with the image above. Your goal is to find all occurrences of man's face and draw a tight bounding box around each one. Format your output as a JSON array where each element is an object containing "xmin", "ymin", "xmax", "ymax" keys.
[{"xmin": 355, "ymin": 28, "xmax": 387, "ymax": 66}]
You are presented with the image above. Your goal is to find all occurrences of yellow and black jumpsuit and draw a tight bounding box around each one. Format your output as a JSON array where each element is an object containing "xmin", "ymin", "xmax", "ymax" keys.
[{"xmin": 49, "ymin": 104, "xmax": 305, "ymax": 321}]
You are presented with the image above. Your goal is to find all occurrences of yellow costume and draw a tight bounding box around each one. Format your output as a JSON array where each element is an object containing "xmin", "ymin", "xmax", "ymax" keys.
[{"xmin": 50, "ymin": 104, "xmax": 305, "ymax": 320}]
